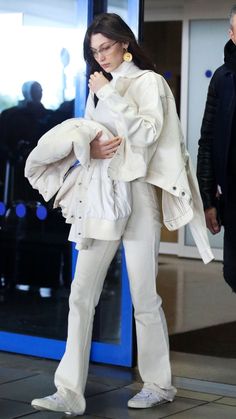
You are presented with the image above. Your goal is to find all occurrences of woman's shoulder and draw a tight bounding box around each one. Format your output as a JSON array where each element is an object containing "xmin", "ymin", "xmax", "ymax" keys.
[
  {"xmin": 125, "ymin": 69, "xmax": 169, "ymax": 94},
  {"xmin": 125, "ymin": 67, "xmax": 164, "ymax": 84}
]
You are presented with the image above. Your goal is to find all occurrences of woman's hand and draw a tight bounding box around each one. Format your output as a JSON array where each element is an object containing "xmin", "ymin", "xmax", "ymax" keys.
[
  {"xmin": 90, "ymin": 132, "xmax": 122, "ymax": 159},
  {"xmin": 88, "ymin": 72, "xmax": 109, "ymax": 94}
]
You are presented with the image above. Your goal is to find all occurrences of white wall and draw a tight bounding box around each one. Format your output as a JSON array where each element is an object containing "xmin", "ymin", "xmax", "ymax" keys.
[
  {"xmin": 0, "ymin": 0, "xmax": 78, "ymax": 26},
  {"xmin": 144, "ymin": 0, "xmax": 235, "ymax": 21}
]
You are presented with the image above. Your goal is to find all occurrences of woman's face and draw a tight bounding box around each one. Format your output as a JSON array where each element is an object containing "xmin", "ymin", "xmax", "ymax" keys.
[{"xmin": 90, "ymin": 33, "xmax": 128, "ymax": 73}]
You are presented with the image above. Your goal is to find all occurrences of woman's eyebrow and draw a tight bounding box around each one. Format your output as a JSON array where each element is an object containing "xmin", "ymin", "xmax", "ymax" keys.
[{"xmin": 90, "ymin": 41, "xmax": 109, "ymax": 51}]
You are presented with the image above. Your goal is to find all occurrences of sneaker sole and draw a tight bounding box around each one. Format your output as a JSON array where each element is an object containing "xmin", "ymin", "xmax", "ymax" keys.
[
  {"xmin": 31, "ymin": 403, "xmax": 80, "ymax": 416},
  {"xmin": 32, "ymin": 404, "xmax": 49, "ymax": 411},
  {"xmin": 128, "ymin": 399, "xmax": 169, "ymax": 409}
]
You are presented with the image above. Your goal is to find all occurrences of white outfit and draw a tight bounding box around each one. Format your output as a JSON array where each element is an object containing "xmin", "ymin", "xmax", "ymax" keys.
[
  {"xmin": 30, "ymin": 61, "xmax": 213, "ymax": 413},
  {"xmin": 53, "ymin": 61, "xmax": 183, "ymax": 412},
  {"xmin": 55, "ymin": 181, "xmax": 176, "ymax": 410}
]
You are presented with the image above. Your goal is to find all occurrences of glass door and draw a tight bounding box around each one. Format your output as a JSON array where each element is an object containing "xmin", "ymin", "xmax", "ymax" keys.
[
  {"xmin": 0, "ymin": 0, "xmax": 90, "ymax": 360},
  {"xmin": 0, "ymin": 0, "xmax": 142, "ymax": 368}
]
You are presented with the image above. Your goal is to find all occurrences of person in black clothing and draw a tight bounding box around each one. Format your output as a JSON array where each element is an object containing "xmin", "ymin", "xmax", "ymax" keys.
[
  {"xmin": 197, "ymin": 4, "xmax": 236, "ymax": 292},
  {"xmin": 50, "ymin": 99, "xmax": 75, "ymax": 125},
  {"xmin": 0, "ymin": 81, "xmax": 71, "ymax": 293},
  {"xmin": 0, "ymin": 81, "xmax": 53, "ymax": 202}
]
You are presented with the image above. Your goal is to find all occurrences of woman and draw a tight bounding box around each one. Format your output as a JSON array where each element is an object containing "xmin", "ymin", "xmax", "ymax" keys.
[{"xmin": 31, "ymin": 13, "xmax": 213, "ymax": 416}]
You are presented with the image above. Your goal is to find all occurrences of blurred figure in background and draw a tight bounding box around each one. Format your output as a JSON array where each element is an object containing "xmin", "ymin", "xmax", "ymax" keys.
[
  {"xmin": 0, "ymin": 81, "xmax": 71, "ymax": 297},
  {"xmin": 0, "ymin": 80, "xmax": 53, "ymax": 202}
]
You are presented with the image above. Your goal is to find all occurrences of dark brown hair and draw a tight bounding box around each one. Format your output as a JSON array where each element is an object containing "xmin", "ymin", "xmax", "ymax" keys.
[{"xmin": 83, "ymin": 12, "xmax": 156, "ymax": 80}]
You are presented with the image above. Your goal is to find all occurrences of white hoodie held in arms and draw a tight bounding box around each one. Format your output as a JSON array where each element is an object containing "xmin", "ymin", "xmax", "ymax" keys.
[{"xmin": 24, "ymin": 118, "xmax": 132, "ymax": 250}]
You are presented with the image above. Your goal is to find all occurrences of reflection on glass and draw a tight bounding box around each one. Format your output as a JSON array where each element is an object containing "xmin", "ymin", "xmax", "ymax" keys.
[
  {"xmin": 0, "ymin": 244, "xmax": 122, "ymax": 345},
  {"xmin": 0, "ymin": 4, "xmax": 123, "ymax": 351},
  {"xmin": 107, "ymin": 0, "xmax": 128, "ymax": 21},
  {"xmin": 0, "ymin": 13, "xmax": 82, "ymax": 111},
  {"xmin": 0, "ymin": 203, "xmax": 71, "ymax": 339}
]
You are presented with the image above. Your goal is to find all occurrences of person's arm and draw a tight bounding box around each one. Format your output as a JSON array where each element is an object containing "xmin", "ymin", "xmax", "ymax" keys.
[
  {"xmin": 197, "ymin": 78, "xmax": 220, "ymax": 234},
  {"xmin": 84, "ymin": 91, "xmax": 95, "ymax": 120},
  {"xmin": 89, "ymin": 71, "xmax": 164, "ymax": 147},
  {"xmin": 84, "ymin": 90, "xmax": 122, "ymax": 159}
]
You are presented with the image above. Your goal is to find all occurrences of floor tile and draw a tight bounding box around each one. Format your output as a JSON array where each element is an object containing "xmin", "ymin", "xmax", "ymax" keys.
[
  {"xmin": 21, "ymin": 412, "xmax": 98, "ymax": 419},
  {"xmin": 171, "ymin": 351, "xmax": 236, "ymax": 385},
  {"xmin": 86, "ymin": 388, "xmax": 203, "ymax": 419},
  {"xmin": 0, "ymin": 352, "xmax": 58, "ymax": 375},
  {"xmin": 85, "ymin": 380, "xmax": 121, "ymax": 397},
  {"xmin": 0, "ymin": 374, "xmax": 56, "ymax": 403},
  {"xmin": 0, "ymin": 399, "xmax": 35, "ymax": 419},
  {"xmin": 174, "ymin": 376, "xmax": 236, "ymax": 397},
  {"xmin": 0, "ymin": 365, "xmax": 37, "ymax": 384},
  {"xmin": 215, "ymin": 396, "xmax": 236, "ymax": 406},
  {"xmin": 123, "ymin": 382, "xmax": 142, "ymax": 391},
  {"xmin": 167, "ymin": 401, "xmax": 236, "ymax": 418},
  {"xmin": 176, "ymin": 388, "xmax": 221, "ymax": 402},
  {"xmin": 0, "ymin": 367, "xmax": 128, "ymax": 402},
  {"xmin": 88, "ymin": 363, "xmax": 135, "ymax": 387}
]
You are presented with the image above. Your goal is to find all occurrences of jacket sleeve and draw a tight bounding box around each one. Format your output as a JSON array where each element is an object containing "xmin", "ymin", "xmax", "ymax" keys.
[
  {"xmin": 197, "ymin": 78, "xmax": 218, "ymax": 210},
  {"xmin": 96, "ymin": 72, "xmax": 163, "ymax": 147},
  {"xmin": 84, "ymin": 92, "xmax": 95, "ymax": 120}
]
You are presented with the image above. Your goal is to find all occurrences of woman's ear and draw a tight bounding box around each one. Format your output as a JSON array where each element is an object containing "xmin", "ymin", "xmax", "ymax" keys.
[{"xmin": 122, "ymin": 42, "xmax": 129, "ymax": 50}]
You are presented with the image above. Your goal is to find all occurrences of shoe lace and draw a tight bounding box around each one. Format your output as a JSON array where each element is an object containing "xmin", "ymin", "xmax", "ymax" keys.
[
  {"xmin": 51, "ymin": 393, "xmax": 60, "ymax": 401},
  {"xmin": 137, "ymin": 388, "xmax": 162, "ymax": 400},
  {"xmin": 49, "ymin": 392, "xmax": 66, "ymax": 406}
]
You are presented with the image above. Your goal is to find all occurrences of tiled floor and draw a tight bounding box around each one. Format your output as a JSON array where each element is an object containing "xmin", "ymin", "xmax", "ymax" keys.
[
  {"xmin": 1, "ymin": 255, "xmax": 236, "ymax": 417},
  {"xmin": 1, "ymin": 350, "xmax": 236, "ymax": 418}
]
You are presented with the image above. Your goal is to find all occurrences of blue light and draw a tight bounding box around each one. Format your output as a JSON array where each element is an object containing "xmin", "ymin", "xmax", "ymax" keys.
[
  {"xmin": 0, "ymin": 202, "xmax": 6, "ymax": 216},
  {"xmin": 15, "ymin": 203, "xmax": 26, "ymax": 218},
  {"xmin": 36, "ymin": 205, "xmax": 47, "ymax": 220},
  {"xmin": 205, "ymin": 70, "xmax": 212, "ymax": 78},
  {"xmin": 163, "ymin": 70, "xmax": 172, "ymax": 80}
]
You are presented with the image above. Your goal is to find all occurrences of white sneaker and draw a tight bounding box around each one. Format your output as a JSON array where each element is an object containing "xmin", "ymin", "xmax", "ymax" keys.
[
  {"xmin": 31, "ymin": 391, "xmax": 84, "ymax": 416},
  {"xmin": 128, "ymin": 388, "xmax": 169, "ymax": 409}
]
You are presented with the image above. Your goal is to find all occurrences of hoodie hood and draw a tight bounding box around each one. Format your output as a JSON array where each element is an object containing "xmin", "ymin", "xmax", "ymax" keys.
[{"xmin": 224, "ymin": 39, "xmax": 236, "ymax": 73}]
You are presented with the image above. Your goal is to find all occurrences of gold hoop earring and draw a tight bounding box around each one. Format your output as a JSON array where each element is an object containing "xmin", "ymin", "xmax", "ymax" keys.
[{"xmin": 123, "ymin": 50, "xmax": 133, "ymax": 62}]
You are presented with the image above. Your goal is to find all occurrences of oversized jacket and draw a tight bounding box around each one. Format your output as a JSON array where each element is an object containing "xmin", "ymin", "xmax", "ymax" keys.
[
  {"xmin": 25, "ymin": 66, "xmax": 213, "ymax": 263},
  {"xmin": 25, "ymin": 118, "xmax": 132, "ymax": 249},
  {"xmin": 89, "ymin": 65, "xmax": 213, "ymax": 263}
]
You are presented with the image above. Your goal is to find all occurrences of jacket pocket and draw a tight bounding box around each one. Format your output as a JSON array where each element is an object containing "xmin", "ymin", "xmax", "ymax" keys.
[{"xmin": 162, "ymin": 190, "xmax": 193, "ymax": 230}]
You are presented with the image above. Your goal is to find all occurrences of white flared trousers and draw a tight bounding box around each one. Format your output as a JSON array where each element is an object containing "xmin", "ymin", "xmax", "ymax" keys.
[{"xmin": 54, "ymin": 181, "xmax": 176, "ymax": 410}]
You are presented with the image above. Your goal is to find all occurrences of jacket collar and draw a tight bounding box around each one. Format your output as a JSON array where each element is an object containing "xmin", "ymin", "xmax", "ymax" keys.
[
  {"xmin": 224, "ymin": 39, "xmax": 236, "ymax": 74},
  {"xmin": 111, "ymin": 61, "xmax": 151, "ymax": 81}
]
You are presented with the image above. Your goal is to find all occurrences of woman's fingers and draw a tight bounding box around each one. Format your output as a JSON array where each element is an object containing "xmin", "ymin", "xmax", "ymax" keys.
[
  {"xmin": 93, "ymin": 130, "xmax": 103, "ymax": 141},
  {"xmin": 98, "ymin": 137, "xmax": 121, "ymax": 156},
  {"xmin": 90, "ymin": 135, "xmax": 122, "ymax": 159},
  {"xmin": 103, "ymin": 136, "xmax": 122, "ymax": 150}
]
